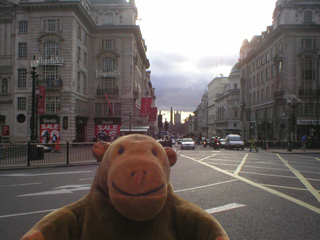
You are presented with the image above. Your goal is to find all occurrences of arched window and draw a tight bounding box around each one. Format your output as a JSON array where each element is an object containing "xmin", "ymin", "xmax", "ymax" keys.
[{"xmin": 304, "ymin": 11, "xmax": 313, "ymax": 24}]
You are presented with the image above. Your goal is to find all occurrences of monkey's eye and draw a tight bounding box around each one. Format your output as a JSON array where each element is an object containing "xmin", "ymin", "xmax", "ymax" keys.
[
  {"xmin": 152, "ymin": 149, "xmax": 157, "ymax": 156},
  {"xmin": 118, "ymin": 147, "xmax": 125, "ymax": 155}
]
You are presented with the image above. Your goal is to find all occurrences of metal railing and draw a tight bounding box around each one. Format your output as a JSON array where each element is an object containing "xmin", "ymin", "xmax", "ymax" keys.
[{"xmin": 0, "ymin": 141, "xmax": 97, "ymax": 168}]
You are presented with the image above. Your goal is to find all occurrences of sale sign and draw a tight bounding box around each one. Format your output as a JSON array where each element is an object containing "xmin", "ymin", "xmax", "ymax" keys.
[
  {"xmin": 140, "ymin": 97, "xmax": 152, "ymax": 117},
  {"xmin": 95, "ymin": 124, "xmax": 120, "ymax": 142},
  {"xmin": 40, "ymin": 124, "xmax": 60, "ymax": 144}
]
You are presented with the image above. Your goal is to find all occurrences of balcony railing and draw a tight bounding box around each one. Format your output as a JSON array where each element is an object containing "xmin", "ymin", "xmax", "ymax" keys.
[
  {"xmin": 97, "ymin": 88, "xmax": 119, "ymax": 96},
  {"xmin": 298, "ymin": 88, "xmax": 320, "ymax": 96},
  {"xmin": 274, "ymin": 90, "xmax": 284, "ymax": 99},
  {"xmin": 44, "ymin": 79, "xmax": 63, "ymax": 90}
]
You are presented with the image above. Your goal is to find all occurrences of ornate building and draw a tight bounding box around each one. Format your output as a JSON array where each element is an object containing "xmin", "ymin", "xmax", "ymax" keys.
[
  {"xmin": 239, "ymin": 0, "xmax": 320, "ymax": 144},
  {"xmin": 0, "ymin": 0, "xmax": 156, "ymax": 143}
]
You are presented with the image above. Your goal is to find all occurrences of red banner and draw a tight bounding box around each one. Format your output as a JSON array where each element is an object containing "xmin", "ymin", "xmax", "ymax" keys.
[
  {"xmin": 104, "ymin": 93, "xmax": 113, "ymax": 116},
  {"xmin": 140, "ymin": 97, "xmax": 152, "ymax": 117},
  {"xmin": 38, "ymin": 85, "xmax": 46, "ymax": 114},
  {"xmin": 95, "ymin": 124, "xmax": 120, "ymax": 142},
  {"xmin": 40, "ymin": 123, "xmax": 60, "ymax": 144},
  {"xmin": 149, "ymin": 107, "xmax": 157, "ymax": 122}
]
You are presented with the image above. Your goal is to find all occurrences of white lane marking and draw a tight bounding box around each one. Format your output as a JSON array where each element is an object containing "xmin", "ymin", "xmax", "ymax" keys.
[
  {"xmin": 18, "ymin": 184, "xmax": 91, "ymax": 197},
  {"xmin": 0, "ymin": 203, "xmax": 246, "ymax": 219},
  {"xmin": 0, "ymin": 171, "xmax": 92, "ymax": 177},
  {"xmin": 199, "ymin": 154, "xmax": 217, "ymax": 162},
  {"xmin": 206, "ymin": 203, "xmax": 246, "ymax": 214},
  {"xmin": 180, "ymin": 154, "xmax": 320, "ymax": 215},
  {"xmin": 79, "ymin": 178, "xmax": 94, "ymax": 181},
  {"xmin": 0, "ymin": 182, "xmax": 41, "ymax": 188},
  {"xmin": 0, "ymin": 209, "xmax": 57, "ymax": 219},
  {"xmin": 276, "ymin": 154, "xmax": 320, "ymax": 203},
  {"xmin": 234, "ymin": 154, "xmax": 248, "ymax": 175},
  {"xmin": 174, "ymin": 179, "xmax": 238, "ymax": 193}
]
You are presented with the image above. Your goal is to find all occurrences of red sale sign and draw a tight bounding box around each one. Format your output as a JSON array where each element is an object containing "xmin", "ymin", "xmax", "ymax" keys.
[
  {"xmin": 40, "ymin": 124, "xmax": 60, "ymax": 144},
  {"xmin": 95, "ymin": 124, "xmax": 120, "ymax": 141}
]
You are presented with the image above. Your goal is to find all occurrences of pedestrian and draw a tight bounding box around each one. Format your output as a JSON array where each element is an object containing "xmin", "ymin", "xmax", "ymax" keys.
[
  {"xmin": 52, "ymin": 133, "xmax": 58, "ymax": 152},
  {"xmin": 249, "ymin": 135, "xmax": 258, "ymax": 152},
  {"xmin": 300, "ymin": 134, "xmax": 307, "ymax": 152}
]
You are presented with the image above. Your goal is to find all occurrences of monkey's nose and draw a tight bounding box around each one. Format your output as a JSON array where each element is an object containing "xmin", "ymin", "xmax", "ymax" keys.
[{"xmin": 131, "ymin": 170, "xmax": 147, "ymax": 187}]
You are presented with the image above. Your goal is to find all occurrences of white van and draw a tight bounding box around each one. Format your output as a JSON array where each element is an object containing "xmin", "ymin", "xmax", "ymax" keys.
[{"xmin": 225, "ymin": 134, "xmax": 244, "ymax": 150}]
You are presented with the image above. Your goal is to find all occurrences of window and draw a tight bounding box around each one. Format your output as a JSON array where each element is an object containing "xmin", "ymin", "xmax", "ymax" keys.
[
  {"xmin": 102, "ymin": 77, "xmax": 117, "ymax": 94},
  {"xmin": 17, "ymin": 97, "xmax": 26, "ymax": 110},
  {"xmin": 304, "ymin": 11, "xmax": 313, "ymax": 24},
  {"xmin": 18, "ymin": 42, "xmax": 27, "ymax": 58},
  {"xmin": 234, "ymin": 84, "xmax": 238, "ymax": 89},
  {"xmin": 78, "ymin": 26, "xmax": 81, "ymax": 39},
  {"xmin": 77, "ymin": 47, "xmax": 81, "ymax": 61},
  {"xmin": 42, "ymin": 18, "xmax": 61, "ymax": 32},
  {"xmin": 278, "ymin": 61, "xmax": 283, "ymax": 73},
  {"xmin": 305, "ymin": 103, "xmax": 314, "ymax": 117},
  {"xmin": 18, "ymin": 68, "xmax": 27, "ymax": 88},
  {"xmin": 114, "ymin": 103, "xmax": 121, "ymax": 116},
  {"xmin": 301, "ymin": 38, "xmax": 315, "ymax": 49},
  {"xmin": 2, "ymin": 78, "xmax": 8, "ymax": 93},
  {"xmin": 83, "ymin": 75, "xmax": 87, "ymax": 95},
  {"xmin": 104, "ymin": 102, "xmax": 113, "ymax": 116},
  {"xmin": 102, "ymin": 57, "xmax": 115, "ymax": 72},
  {"xmin": 43, "ymin": 65, "xmax": 59, "ymax": 87},
  {"xmin": 44, "ymin": 41, "xmax": 58, "ymax": 57},
  {"xmin": 301, "ymin": 57, "xmax": 315, "ymax": 91},
  {"xmin": 76, "ymin": 99, "xmax": 87, "ymax": 115},
  {"xmin": 77, "ymin": 72, "xmax": 81, "ymax": 92},
  {"xmin": 106, "ymin": 12, "xmax": 114, "ymax": 24},
  {"xmin": 84, "ymin": 52, "xmax": 87, "ymax": 66},
  {"xmin": 19, "ymin": 21, "xmax": 28, "ymax": 33},
  {"xmin": 46, "ymin": 96, "xmax": 60, "ymax": 113},
  {"xmin": 102, "ymin": 39, "xmax": 115, "ymax": 49},
  {"xmin": 234, "ymin": 110, "xmax": 238, "ymax": 118},
  {"xmin": 84, "ymin": 33, "xmax": 88, "ymax": 45},
  {"xmin": 95, "ymin": 103, "xmax": 102, "ymax": 116}
]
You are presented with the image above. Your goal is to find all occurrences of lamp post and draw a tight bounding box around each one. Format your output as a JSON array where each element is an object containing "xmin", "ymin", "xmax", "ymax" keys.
[
  {"xmin": 30, "ymin": 55, "xmax": 39, "ymax": 142},
  {"xmin": 284, "ymin": 93, "xmax": 300, "ymax": 151}
]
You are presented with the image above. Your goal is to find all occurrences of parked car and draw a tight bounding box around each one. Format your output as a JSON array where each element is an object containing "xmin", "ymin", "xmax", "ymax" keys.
[
  {"xmin": 37, "ymin": 145, "xmax": 53, "ymax": 152},
  {"xmin": 180, "ymin": 138, "xmax": 196, "ymax": 150},
  {"xmin": 219, "ymin": 138, "xmax": 226, "ymax": 148},
  {"xmin": 225, "ymin": 134, "xmax": 244, "ymax": 150}
]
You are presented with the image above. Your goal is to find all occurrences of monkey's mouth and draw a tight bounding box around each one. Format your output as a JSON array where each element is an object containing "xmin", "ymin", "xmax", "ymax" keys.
[{"xmin": 112, "ymin": 182, "xmax": 165, "ymax": 197}]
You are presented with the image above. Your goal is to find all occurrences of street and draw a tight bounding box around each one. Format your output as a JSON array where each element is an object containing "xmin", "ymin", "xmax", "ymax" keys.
[{"xmin": 0, "ymin": 146, "xmax": 319, "ymax": 239}]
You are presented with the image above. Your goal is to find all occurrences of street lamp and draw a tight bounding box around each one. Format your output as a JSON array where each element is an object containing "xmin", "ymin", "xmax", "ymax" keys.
[
  {"xmin": 284, "ymin": 93, "xmax": 300, "ymax": 151},
  {"xmin": 30, "ymin": 55, "xmax": 39, "ymax": 141}
]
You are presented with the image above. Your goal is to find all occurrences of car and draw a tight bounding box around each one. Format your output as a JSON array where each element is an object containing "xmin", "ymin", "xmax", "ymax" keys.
[
  {"xmin": 180, "ymin": 138, "xmax": 195, "ymax": 150},
  {"xmin": 225, "ymin": 134, "xmax": 244, "ymax": 150},
  {"xmin": 37, "ymin": 144, "xmax": 53, "ymax": 152},
  {"xmin": 219, "ymin": 138, "xmax": 226, "ymax": 148}
]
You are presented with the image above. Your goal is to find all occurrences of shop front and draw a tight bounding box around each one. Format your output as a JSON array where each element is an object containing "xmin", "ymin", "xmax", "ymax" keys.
[
  {"xmin": 40, "ymin": 115, "xmax": 60, "ymax": 144},
  {"xmin": 94, "ymin": 117, "xmax": 121, "ymax": 142},
  {"xmin": 76, "ymin": 117, "xmax": 88, "ymax": 142}
]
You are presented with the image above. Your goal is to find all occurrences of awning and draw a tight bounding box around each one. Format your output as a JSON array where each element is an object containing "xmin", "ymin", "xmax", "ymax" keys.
[{"xmin": 120, "ymin": 126, "xmax": 149, "ymax": 132}]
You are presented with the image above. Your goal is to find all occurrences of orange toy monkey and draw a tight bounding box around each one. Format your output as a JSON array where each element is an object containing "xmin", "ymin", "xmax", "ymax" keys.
[{"xmin": 21, "ymin": 134, "xmax": 229, "ymax": 240}]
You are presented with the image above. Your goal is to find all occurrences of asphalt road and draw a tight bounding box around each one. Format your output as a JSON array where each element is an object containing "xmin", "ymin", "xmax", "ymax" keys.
[{"xmin": 0, "ymin": 146, "xmax": 319, "ymax": 239}]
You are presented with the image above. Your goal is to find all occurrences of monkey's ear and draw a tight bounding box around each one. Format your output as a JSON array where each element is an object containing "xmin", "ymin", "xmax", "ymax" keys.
[
  {"xmin": 92, "ymin": 141, "xmax": 110, "ymax": 162},
  {"xmin": 164, "ymin": 147, "xmax": 177, "ymax": 167}
]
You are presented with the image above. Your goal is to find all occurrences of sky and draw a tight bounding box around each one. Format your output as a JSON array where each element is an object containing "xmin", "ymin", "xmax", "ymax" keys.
[{"xmin": 134, "ymin": 0, "xmax": 278, "ymax": 121}]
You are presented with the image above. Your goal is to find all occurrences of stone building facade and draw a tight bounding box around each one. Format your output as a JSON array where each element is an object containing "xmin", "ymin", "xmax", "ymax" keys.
[
  {"xmin": 0, "ymin": 0, "xmax": 156, "ymax": 143},
  {"xmin": 239, "ymin": 0, "xmax": 320, "ymax": 144}
]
